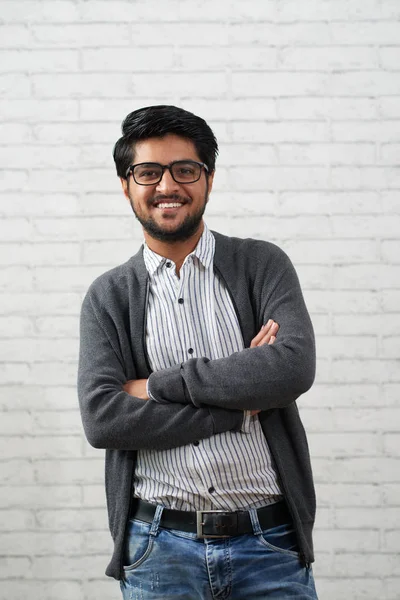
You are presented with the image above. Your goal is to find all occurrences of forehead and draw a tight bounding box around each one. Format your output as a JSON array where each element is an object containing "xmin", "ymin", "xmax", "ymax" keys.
[{"xmin": 134, "ymin": 134, "xmax": 200, "ymax": 164}]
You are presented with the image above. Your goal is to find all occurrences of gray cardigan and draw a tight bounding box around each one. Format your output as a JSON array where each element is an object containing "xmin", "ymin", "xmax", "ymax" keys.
[{"xmin": 78, "ymin": 231, "xmax": 316, "ymax": 579}]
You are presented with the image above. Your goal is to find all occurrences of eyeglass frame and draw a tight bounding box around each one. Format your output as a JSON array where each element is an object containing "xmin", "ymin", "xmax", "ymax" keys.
[{"xmin": 125, "ymin": 160, "xmax": 209, "ymax": 186}]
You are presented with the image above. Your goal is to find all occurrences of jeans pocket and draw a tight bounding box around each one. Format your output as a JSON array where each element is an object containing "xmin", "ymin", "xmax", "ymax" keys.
[
  {"xmin": 257, "ymin": 523, "xmax": 300, "ymax": 558},
  {"xmin": 123, "ymin": 519, "xmax": 155, "ymax": 572}
]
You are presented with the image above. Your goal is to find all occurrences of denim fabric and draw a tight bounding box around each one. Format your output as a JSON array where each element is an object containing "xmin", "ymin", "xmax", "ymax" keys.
[{"xmin": 120, "ymin": 506, "xmax": 318, "ymax": 599}]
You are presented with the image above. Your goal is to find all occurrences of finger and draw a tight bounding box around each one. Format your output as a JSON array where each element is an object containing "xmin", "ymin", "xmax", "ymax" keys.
[
  {"xmin": 256, "ymin": 321, "xmax": 279, "ymax": 346},
  {"xmin": 250, "ymin": 319, "xmax": 273, "ymax": 348},
  {"xmin": 268, "ymin": 335, "xmax": 276, "ymax": 345}
]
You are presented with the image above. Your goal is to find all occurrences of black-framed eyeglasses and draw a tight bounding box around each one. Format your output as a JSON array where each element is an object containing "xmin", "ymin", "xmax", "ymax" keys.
[{"xmin": 125, "ymin": 160, "xmax": 209, "ymax": 186}]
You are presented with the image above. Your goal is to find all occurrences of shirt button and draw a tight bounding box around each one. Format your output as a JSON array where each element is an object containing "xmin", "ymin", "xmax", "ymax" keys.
[
  {"xmin": 208, "ymin": 486, "xmax": 215, "ymax": 494},
  {"xmin": 193, "ymin": 440, "xmax": 199, "ymax": 446},
  {"xmin": 178, "ymin": 298, "xmax": 184, "ymax": 304},
  {"xmin": 188, "ymin": 348, "xmax": 194, "ymax": 354},
  {"xmin": 165, "ymin": 261, "xmax": 172, "ymax": 268}
]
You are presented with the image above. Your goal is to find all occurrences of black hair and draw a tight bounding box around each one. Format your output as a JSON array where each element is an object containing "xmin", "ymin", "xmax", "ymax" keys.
[{"xmin": 113, "ymin": 105, "xmax": 218, "ymax": 179}]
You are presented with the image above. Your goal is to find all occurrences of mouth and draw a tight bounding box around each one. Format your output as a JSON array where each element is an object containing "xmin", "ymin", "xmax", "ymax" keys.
[{"xmin": 155, "ymin": 202, "xmax": 184, "ymax": 209}]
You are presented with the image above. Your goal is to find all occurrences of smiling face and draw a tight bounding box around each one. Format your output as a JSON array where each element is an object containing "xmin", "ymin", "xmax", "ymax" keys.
[{"xmin": 121, "ymin": 134, "xmax": 214, "ymax": 245}]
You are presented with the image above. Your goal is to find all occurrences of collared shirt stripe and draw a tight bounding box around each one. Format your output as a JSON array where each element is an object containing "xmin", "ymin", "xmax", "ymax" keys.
[{"xmin": 135, "ymin": 223, "xmax": 282, "ymax": 511}]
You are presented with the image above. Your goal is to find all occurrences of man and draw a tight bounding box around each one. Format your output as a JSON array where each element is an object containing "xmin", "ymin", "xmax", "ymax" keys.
[{"xmin": 78, "ymin": 105, "xmax": 318, "ymax": 599}]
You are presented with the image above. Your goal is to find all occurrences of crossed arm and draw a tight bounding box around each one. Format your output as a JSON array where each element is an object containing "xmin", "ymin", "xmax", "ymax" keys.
[{"xmin": 123, "ymin": 319, "xmax": 280, "ymax": 416}]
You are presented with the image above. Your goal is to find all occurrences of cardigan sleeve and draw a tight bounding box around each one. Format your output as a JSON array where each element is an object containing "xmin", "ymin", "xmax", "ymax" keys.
[
  {"xmin": 77, "ymin": 289, "xmax": 243, "ymax": 451},
  {"xmin": 148, "ymin": 250, "xmax": 315, "ymax": 411}
]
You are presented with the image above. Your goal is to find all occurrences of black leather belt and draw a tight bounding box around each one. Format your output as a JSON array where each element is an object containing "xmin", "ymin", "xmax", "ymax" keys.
[{"xmin": 131, "ymin": 499, "xmax": 291, "ymax": 539}]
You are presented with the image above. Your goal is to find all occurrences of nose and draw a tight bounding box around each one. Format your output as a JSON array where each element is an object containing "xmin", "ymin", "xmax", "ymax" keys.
[{"xmin": 155, "ymin": 167, "xmax": 180, "ymax": 194}]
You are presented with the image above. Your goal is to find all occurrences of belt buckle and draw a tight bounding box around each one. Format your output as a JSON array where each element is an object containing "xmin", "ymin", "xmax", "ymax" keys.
[{"xmin": 196, "ymin": 510, "xmax": 234, "ymax": 539}]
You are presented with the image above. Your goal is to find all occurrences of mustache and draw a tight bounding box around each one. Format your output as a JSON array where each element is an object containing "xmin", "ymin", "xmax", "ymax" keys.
[{"xmin": 150, "ymin": 194, "xmax": 190, "ymax": 206}]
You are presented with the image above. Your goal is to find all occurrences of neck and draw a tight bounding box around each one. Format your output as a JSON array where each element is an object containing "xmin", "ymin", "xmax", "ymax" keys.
[{"xmin": 144, "ymin": 221, "xmax": 204, "ymax": 275}]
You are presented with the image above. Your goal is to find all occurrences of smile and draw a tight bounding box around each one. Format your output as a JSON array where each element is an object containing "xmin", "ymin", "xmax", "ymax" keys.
[{"xmin": 156, "ymin": 202, "xmax": 184, "ymax": 209}]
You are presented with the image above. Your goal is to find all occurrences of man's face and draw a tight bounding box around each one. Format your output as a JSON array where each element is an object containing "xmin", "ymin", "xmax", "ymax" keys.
[{"xmin": 120, "ymin": 134, "xmax": 214, "ymax": 243}]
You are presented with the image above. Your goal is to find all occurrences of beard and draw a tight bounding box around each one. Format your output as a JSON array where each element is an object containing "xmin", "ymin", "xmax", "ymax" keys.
[{"xmin": 128, "ymin": 186, "xmax": 209, "ymax": 243}]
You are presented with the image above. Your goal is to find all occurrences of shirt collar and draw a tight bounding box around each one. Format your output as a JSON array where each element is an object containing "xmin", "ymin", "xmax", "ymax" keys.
[{"xmin": 143, "ymin": 222, "xmax": 215, "ymax": 276}]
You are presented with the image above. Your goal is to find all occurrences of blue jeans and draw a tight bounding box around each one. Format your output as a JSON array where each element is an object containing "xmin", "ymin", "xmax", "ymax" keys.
[{"xmin": 120, "ymin": 505, "xmax": 318, "ymax": 599}]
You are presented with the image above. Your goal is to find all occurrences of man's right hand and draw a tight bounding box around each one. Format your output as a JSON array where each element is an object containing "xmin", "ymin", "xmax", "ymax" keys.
[{"xmin": 249, "ymin": 320, "xmax": 279, "ymax": 416}]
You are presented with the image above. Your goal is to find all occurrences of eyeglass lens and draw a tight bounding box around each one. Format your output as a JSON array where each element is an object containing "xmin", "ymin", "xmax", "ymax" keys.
[{"xmin": 133, "ymin": 162, "xmax": 201, "ymax": 185}]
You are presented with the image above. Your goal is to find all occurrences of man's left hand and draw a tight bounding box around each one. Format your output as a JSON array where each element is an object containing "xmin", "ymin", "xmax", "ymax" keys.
[{"xmin": 123, "ymin": 379, "xmax": 149, "ymax": 400}]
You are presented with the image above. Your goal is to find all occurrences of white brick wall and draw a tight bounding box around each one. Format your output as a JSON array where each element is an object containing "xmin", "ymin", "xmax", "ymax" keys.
[{"xmin": 0, "ymin": 1, "xmax": 399, "ymax": 598}]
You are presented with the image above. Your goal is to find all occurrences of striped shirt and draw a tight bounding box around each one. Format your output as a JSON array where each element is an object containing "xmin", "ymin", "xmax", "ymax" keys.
[{"xmin": 134, "ymin": 224, "xmax": 282, "ymax": 511}]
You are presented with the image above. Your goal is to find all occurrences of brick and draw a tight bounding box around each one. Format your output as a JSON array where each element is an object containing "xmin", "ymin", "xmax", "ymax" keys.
[
  {"xmin": 330, "ymin": 167, "xmax": 390, "ymax": 190},
  {"xmin": 277, "ymin": 0, "xmax": 382, "ymax": 20},
  {"xmin": 308, "ymin": 432, "xmax": 379, "ymax": 456},
  {"xmin": 0, "ymin": 436, "xmax": 81, "ymax": 459},
  {"xmin": 0, "ymin": 363, "xmax": 30, "ymax": 385},
  {"xmin": 36, "ymin": 509, "xmax": 105, "ymax": 531},
  {"xmin": 0, "ymin": 49, "xmax": 79, "ymax": 73},
  {"xmin": 304, "ymin": 383, "xmax": 381, "ymax": 408},
  {"xmin": 31, "ymin": 23, "xmax": 131, "ymax": 46},
  {"xmin": 0, "ymin": 485, "xmax": 80, "ymax": 509},
  {"xmin": 0, "ymin": 170, "xmax": 28, "ymax": 192},
  {"xmin": 316, "ymin": 483, "xmax": 382, "ymax": 507},
  {"xmin": 0, "ymin": 410, "xmax": 32, "ymax": 434},
  {"xmin": 383, "ymin": 434, "xmax": 400, "ymax": 456},
  {"xmin": 314, "ymin": 528, "xmax": 379, "ymax": 552},
  {"xmin": 0, "ymin": 459, "xmax": 34, "ymax": 485},
  {"xmin": 379, "ymin": 143, "xmax": 400, "ymax": 165},
  {"xmin": 0, "ymin": 74, "xmax": 30, "ymax": 98},
  {"xmin": 0, "ymin": 122, "xmax": 32, "ymax": 143},
  {"xmin": 0, "ymin": 99, "xmax": 78, "ymax": 121},
  {"xmin": 83, "ymin": 239, "xmax": 142, "ymax": 265},
  {"xmin": 34, "ymin": 266, "xmax": 108, "ymax": 293},
  {"xmin": 0, "ymin": 293, "xmax": 80, "ymax": 316},
  {"xmin": 332, "ymin": 120, "xmax": 400, "ymax": 142},
  {"xmin": 336, "ymin": 507, "xmax": 399, "ymax": 529},
  {"xmin": 82, "ymin": 485, "xmax": 107, "ymax": 508},
  {"xmin": 232, "ymin": 120, "xmax": 329, "ymax": 143},
  {"xmin": 0, "ymin": 510, "xmax": 34, "ymax": 531},
  {"xmin": 232, "ymin": 72, "xmax": 328, "ymax": 97},
  {"xmin": 0, "ymin": 146, "xmax": 80, "ymax": 169},
  {"xmin": 32, "ymin": 73, "xmax": 133, "ymax": 99},
  {"xmin": 384, "ymin": 384, "xmax": 400, "ymax": 406},
  {"xmin": 132, "ymin": 23, "xmax": 229, "ymax": 46},
  {"xmin": 279, "ymin": 191, "xmax": 381, "ymax": 215},
  {"xmin": 0, "ymin": 315, "xmax": 34, "ymax": 337},
  {"xmin": 0, "ymin": 581, "xmax": 84, "ymax": 600},
  {"xmin": 379, "ymin": 97, "xmax": 400, "ymax": 119},
  {"xmin": 0, "ymin": 530, "xmax": 82, "ymax": 555},
  {"xmin": 34, "ymin": 316, "xmax": 79, "ymax": 337},
  {"xmin": 284, "ymin": 239, "xmax": 378, "ymax": 264},
  {"xmin": 306, "ymin": 290, "xmax": 379, "ymax": 314},
  {"xmin": 316, "ymin": 336, "xmax": 377, "ymax": 359},
  {"xmin": 333, "ymin": 264, "xmax": 400, "ymax": 290},
  {"xmin": 0, "ymin": 268, "xmax": 34, "ymax": 292},
  {"xmin": 231, "ymin": 167, "xmax": 331, "ymax": 191},
  {"xmin": 83, "ymin": 530, "xmax": 111, "ymax": 555},
  {"xmin": 384, "ymin": 530, "xmax": 400, "ymax": 552},
  {"xmin": 382, "ymin": 240, "xmax": 400, "ymax": 263},
  {"xmin": 382, "ymin": 290, "xmax": 400, "ymax": 312},
  {"xmin": 278, "ymin": 97, "xmax": 379, "ymax": 120},
  {"xmin": 0, "ymin": 193, "xmax": 80, "ymax": 217},
  {"xmin": 382, "ymin": 484, "xmax": 400, "ymax": 505},
  {"xmin": 330, "ymin": 21, "xmax": 400, "ymax": 44},
  {"xmin": 279, "ymin": 143, "xmax": 375, "ymax": 166},
  {"xmin": 82, "ymin": 47, "xmax": 174, "ymax": 71},
  {"xmin": 0, "ymin": 243, "xmax": 80, "ymax": 267},
  {"xmin": 332, "ymin": 359, "xmax": 399, "ymax": 383},
  {"xmin": 381, "ymin": 337, "xmax": 400, "ymax": 359},
  {"xmin": 0, "ymin": 557, "xmax": 31, "ymax": 579},
  {"xmin": 229, "ymin": 22, "xmax": 332, "ymax": 45},
  {"xmin": 380, "ymin": 47, "xmax": 400, "ymax": 70},
  {"xmin": 279, "ymin": 46, "xmax": 379, "ymax": 71},
  {"xmin": 386, "ymin": 578, "xmax": 400, "ymax": 600},
  {"xmin": 333, "ymin": 215, "xmax": 400, "ymax": 238},
  {"xmin": 79, "ymin": 192, "xmax": 128, "ymax": 216},
  {"xmin": 32, "ymin": 216, "xmax": 134, "ymax": 241},
  {"xmin": 33, "ymin": 410, "xmax": 83, "ymax": 434},
  {"xmin": 333, "ymin": 552, "xmax": 400, "ymax": 577},
  {"xmin": 296, "ymin": 265, "xmax": 332, "ymax": 290},
  {"xmin": 34, "ymin": 459, "xmax": 103, "ymax": 484},
  {"xmin": 317, "ymin": 578, "xmax": 382, "ymax": 600},
  {"xmin": 180, "ymin": 98, "xmax": 278, "ymax": 121},
  {"xmin": 0, "ymin": 24, "xmax": 32, "ymax": 47},
  {"xmin": 31, "ymin": 555, "xmax": 108, "ymax": 580},
  {"xmin": 34, "ymin": 122, "xmax": 118, "ymax": 144},
  {"xmin": 330, "ymin": 457, "xmax": 400, "ymax": 483},
  {"xmin": 0, "ymin": 217, "xmax": 32, "ymax": 240},
  {"xmin": 29, "ymin": 362, "xmax": 78, "ymax": 385},
  {"xmin": 333, "ymin": 314, "xmax": 400, "ymax": 336},
  {"xmin": 133, "ymin": 73, "xmax": 228, "ymax": 98}
]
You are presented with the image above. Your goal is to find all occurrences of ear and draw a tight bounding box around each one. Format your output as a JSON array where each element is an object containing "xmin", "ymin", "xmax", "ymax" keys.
[
  {"xmin": 120, "ymin": 177, "xmax": 130, "ymax": 200},
  {"xmin": 206, "ymin": 170, "xmax": 215, "ymax": 199}
]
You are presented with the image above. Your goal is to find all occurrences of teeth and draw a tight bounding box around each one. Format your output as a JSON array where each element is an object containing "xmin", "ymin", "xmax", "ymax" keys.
[{"xmin": 157, "ymin": 203, "xmax": 183, "ymax": 209}]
